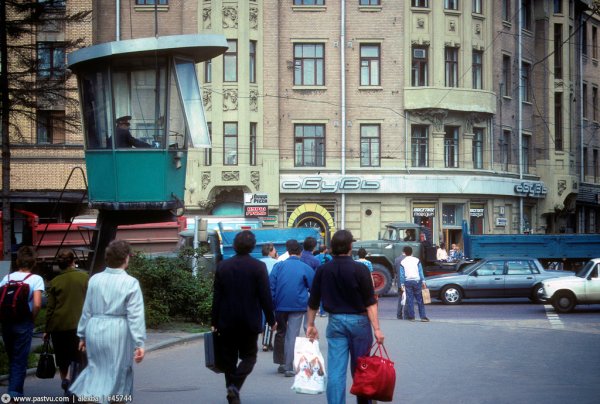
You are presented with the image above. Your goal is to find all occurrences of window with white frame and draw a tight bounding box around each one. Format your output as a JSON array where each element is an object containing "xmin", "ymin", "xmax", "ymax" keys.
[
  {"xmin": 360, "ymin": 124, "xmax": 380, "ymax": 167},
  {"xmin": 472, "ymin": 50, "xmax": 483, "ymax": 89},
  {"xmin": 360, "ymin": 0, "xmax": 380, "ymax": 5},
  {"xmin": 37, "ymin": 42, "xmax": 65, "ymax": 79},
  {"xmin": 473, "ymin": 127, "xmax": 483, "ymax": 169},
  {"xmin": 522, "ymin": 134, "xmax": 530, "ymax": 174},
  {"xmin": 294, "ymin": 0, "xmax": 325, "ymax": 4},
  {"xmin": 295, "ymin": 124, "xmax": 325, "ymax": 166},
  {"xmin": 224, "ymin": 122, "xmax": 238, "ymax": 165},
  {"xmin": 250, "ymin": 123, "xmax": 257, "ymax": 166},
  {"xmin": 521, "ymin": 62, "xmax": 531, "ymax": 102},
  {"xmin": 412, "ymin": 46, "xmax": 428, "ymax": 86},
  {"xmin": 360, "ymin": 44, "xmax": 380, "ymax": 86},
  {"xmin": 224, "ymin": 40, "xmax": 238, "ymax": 82},
  {"xmin": 249, "ymin": 41, "xmax": 257, "ymax": 83},
  {"xmin": 502, "ymin": 55, "xmax": 511, "ymax": 97},
  {"xmin": 37, "ymin": 110, "xmax": 65, "ymax": 144},
  {"xmin": 501, "ymin": 130, "xmax": 511, "ymax": 171},
  {"xmin": 204, "ymin": 59, "xmax": 212, "ymax": 83},
  {"xmin": 445, "ymin": 0, "xmax": 459, "ymax": 10},
  {"xmin": 555, "ymin": 93, "xmax": 563, "ymax": 151},
  {"xmin": 444, "ymin": 126, "xmax": 459, "ymax": 168},
  {"xmin": 294, "ymin": 43, "xmax": 325, "ymax": 86},
  {"xmin": 502, "ymin": 0, "xmax": 511, "ymax": 21},
  {"xmin": 412, "ymin": 0, "xmax": 428, "ymax": 7},
  {"xmin": 204, "ymin": 122, "xmax": 212, "ymax": 166},
  {"xmin": 411, "ymin": 125, "xmax": 429, "ymax": 167},
  {"xmin": 445, "ymin": 47, "xmax": 458, "ymax": 87},
  {"xmin": 472, "ymin": 0, "xmax": 482, "ymax": 13}
]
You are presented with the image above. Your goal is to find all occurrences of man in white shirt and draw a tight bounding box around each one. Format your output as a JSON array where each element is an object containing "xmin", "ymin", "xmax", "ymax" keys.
[{"xmin": 399, "ymin": 246, "xmax": 429, "ymax": 322}]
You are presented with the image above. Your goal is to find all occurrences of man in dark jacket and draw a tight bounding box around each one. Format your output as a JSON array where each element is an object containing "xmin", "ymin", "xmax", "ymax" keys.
[
  {"xmin": 269, "ymin": 239, "xmax": 314, "ymax": 377},
  {"xmin": 211, "ymin": 230, "xmax": 276, "ymax": 404}
]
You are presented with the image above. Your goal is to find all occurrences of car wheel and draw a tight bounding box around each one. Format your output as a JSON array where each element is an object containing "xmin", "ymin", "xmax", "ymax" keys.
[
  {"xmin": 529, "ymin": 283, "xmax": 544, "ymax": 304},
  {"xmin": 552, "ymin": 291, "xmax": 576, "ymax": 313},
  {"xmin": 371, "ymin": 263, "xmax": 392, "ymax": 296},
  {"xmin": 441, "ymin": 285, "xmax": 463, "ymax": 305}
]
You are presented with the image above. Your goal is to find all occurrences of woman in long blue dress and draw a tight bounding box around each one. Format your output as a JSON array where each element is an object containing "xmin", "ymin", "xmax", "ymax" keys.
[{"xmin": 69, "ymin": 240, "xmax": 146, "ymax": 404}]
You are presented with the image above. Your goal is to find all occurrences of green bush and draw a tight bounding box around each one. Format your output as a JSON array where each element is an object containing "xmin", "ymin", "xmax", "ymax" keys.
[{"xmin": 127, "ymin": 247, "xmax": 214, "ymax": 328}]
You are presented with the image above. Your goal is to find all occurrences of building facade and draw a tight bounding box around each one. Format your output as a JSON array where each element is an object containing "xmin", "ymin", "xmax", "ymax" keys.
[{"xmin": 3, "ymin": 0, "xmax": 599, "ymax": 247}]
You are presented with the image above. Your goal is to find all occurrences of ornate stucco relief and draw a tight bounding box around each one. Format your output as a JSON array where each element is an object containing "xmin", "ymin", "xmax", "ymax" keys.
[
  {"xmin": 251, "ymin": 171, "xmax": 260, "ymax": 191},
  {"xmin": 203, "ymin": 8, "xmax": 211, "ymax": 29},
  {"xmin": 223, "ymin": 89, "xmax": 238, "ymax": 111},
  {"xmin": 222, "ymin": 171, "xmax": 240, "ymax": 181},
  {"xmin": 223, "ymin": 6, "xmax": 238, "ymax": 29}
]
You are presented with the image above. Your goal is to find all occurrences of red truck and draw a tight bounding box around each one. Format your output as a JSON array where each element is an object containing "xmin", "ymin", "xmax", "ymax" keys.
[{"xmin": 1, "ymin": 209, "xmax": 186, "ymax": 264}]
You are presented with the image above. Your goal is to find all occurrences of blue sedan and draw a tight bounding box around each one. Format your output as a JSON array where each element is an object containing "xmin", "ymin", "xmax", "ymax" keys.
[{"xmin": 426, "ymin": 257, "xmax": 573, "ymax": 305}]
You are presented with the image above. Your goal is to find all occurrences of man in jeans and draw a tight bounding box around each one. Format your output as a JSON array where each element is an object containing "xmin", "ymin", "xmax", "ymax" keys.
[
  {"xmin": 269, "ymin": 239, "xmax": 314, "ymax": 377},
  {"xmin": 306, "ymin": 230, "xmax": 384, "ymax": 404},
  {"xmin": 399, "ymin": 246, "xmax": 429, "ymax": 322}
]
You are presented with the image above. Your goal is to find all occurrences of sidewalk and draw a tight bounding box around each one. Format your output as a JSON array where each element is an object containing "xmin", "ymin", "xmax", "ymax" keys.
[{"xmin": 0, "ymin": 329, "xmax": 203, "ymax": 381}]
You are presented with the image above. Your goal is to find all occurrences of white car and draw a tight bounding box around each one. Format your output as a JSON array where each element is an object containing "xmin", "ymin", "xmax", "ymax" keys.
[{"xmin": 540, "ymin": 258, "xmax": 600, "ymax": 313}]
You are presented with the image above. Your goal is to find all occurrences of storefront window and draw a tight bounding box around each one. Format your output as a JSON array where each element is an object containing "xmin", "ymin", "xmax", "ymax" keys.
[
  {"xmin": 469, "ymin": 203, "xmax": 485, "ymax": 234},
  {"xmin": 413, "ymin": 204, "xmax": 435, "ymax": 242}
]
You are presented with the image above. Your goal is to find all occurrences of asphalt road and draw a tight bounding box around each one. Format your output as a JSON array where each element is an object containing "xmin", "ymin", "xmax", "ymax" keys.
[{"xmin": 15, "ymin": 296, "xmax": 600, "ymax": 403}]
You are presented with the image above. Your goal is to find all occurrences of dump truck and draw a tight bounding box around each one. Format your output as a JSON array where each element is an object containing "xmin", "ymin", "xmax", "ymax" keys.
[{"xmin": 353, "ymin": 221, "xmax": 600, "ymax": 296}]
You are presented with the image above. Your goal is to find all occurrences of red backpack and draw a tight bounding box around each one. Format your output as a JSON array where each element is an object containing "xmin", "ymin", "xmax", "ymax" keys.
[{"xmin": 0, "ymin": 273, "xmax": 33, "ymax": 322}]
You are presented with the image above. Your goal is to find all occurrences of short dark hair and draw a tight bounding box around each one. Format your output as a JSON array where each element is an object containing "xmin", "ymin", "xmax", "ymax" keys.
[
  {"xmin": 234, "ymin": 230, "xmax": 256, "ymax": 254},
  {"xmin": 403, "ymin": 246, "xmax": 413, "ymax": 256},
  {"xmin": 357, "ymin": 247, "xmax": 368, "ymax": 259},
  {"xmin": 105, "ymin": 240, "xmax": 131, "ymax": 268},
  {"xmin": 286, "ymin": 239, "xmax": 302, "ymax": 255},
  {"xmin": 303, "ymin": 236, "xmax": 317, "ymax": 252},
  {"xmin": 16, "ymin": 246, "xmax": 37, "ymax": 270},
  {"xmin": 56, "ymin": 249, "xmax": 76, "ymax": 270},
  {"xmin": 331, "ymin": 230, "xmax": 353, "ymax": 255},
  {"xmin": 261, "ymin": 242, "xmax": 274, "ymax": 256}
]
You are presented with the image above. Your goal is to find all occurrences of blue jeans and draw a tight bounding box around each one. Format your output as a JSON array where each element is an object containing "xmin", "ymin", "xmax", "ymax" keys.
[
  {"xmin": 1, "ymin": 320, "xmax": 34, "ymax": 397},
  {"xmin": 326, "ymin": 314, "xmax": 373, "ymax": 404},
  {"xmin": 405, "ymin": 280, "xmax": 427, "ymax": 320}
]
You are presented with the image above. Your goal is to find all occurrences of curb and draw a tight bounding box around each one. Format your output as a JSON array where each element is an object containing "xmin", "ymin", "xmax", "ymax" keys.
[{"xmin": 0, "ymin": 333, "xmax": 204, "ymax": 382}]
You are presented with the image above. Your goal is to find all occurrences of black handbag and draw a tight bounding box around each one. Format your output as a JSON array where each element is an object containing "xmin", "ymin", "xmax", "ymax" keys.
[
  {"xmin": 36, "ymin": 340, "xmax": 56, "ymax": 379},
  {"xmin": 204, "ymin": 331, "xmax": 223, "ymax": 374}
]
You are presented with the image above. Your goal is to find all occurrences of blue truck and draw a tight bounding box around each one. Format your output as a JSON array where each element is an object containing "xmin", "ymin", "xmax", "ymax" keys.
[
  {"xmin": 179, "ymin": 224, "xmax": 322, "ymax": 272},
  {"xmin": 462, "ymin": 221, "xmax": 600, "ymax": 271}
]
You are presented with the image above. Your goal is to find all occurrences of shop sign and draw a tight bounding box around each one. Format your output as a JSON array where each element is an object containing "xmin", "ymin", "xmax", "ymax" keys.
[
  {"xmin": 244, "ymin": 193, "xmax": 268, "ymax": 205},
  {"xmin": 245, "ymin": 205, "xmax": 268, "ymax": 217},
  {"xmin": 413, "ymin": 207, "xmax": 435, "ymax": 217},
  {"xmin": 514, "ymin": 182, "xmax": 547, "ymax": 198},
  {"xmin": 470, "ymin": 208, "xmax": 484, "ymax": 218},
  {"xmin": 495, "ymin": 217, "xmax": 507, "ymax": 226},
  {"xmin": 280, "ymin": 176, "xmax": 380, "ymax": 193}
]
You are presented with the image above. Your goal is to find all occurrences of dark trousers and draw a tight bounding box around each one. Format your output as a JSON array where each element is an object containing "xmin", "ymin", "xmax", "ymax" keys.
[
  {"xmin": 273, "ymin": 311, "xmax": 286, "ymax": 365},
  {"xmin": 50, "ymin": 329, "xmax": 80, "ymax": 374},
  {"xmin": 1, "ymin": 320, "xmax": 34, "ymax": 397},
  {"xmin": 219, "ymin": 331, "xmax": 259, "ymax": 391}
]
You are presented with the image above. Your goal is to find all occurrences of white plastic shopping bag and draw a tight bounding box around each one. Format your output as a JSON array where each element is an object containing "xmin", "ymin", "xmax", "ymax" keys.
[{"xmin": 291, "ymin": 337, "xmax": 327, "ymax": 394}]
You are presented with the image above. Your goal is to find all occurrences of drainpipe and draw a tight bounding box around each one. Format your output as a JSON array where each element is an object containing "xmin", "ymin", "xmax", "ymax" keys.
[
  {"xmin": 579, "ymin": 13, "xmax": 584, "ymax": 183},
  {"xmin": 116, "ymin": 0, "xmax": 120, "ymax": 41},
  {"xmin": 517, "ymin": 3, "xmax": 524, "ymax": 233},
  {"xmin": 340, "ymin": 0, "xmax": 346, "ymax": 228}
]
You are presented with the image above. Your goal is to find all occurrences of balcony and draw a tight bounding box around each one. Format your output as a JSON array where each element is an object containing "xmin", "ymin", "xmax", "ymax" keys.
[{"xmin": 404, "ymin": 87, "xmax": 496, "ymax": 114}]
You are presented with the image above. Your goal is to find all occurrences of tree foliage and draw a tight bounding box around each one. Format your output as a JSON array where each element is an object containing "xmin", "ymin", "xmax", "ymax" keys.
[{"xmin": 3, "ymin": 0, "xmax": 91, "ymax": 141}]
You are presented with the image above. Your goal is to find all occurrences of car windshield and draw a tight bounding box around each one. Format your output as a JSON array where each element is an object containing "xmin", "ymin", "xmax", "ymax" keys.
[{"xmin": 575, "ymin": 261, "xmax": 596, "ymax": 278}]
